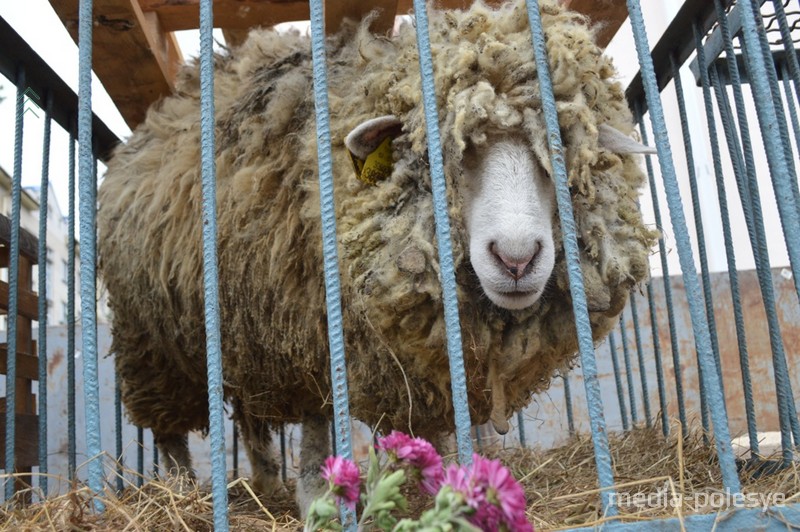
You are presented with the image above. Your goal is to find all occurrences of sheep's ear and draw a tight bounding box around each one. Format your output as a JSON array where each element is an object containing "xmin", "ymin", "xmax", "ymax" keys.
[
  {"xmin": 598, "ymin": 124, "xmax": 657, "ymax": 155},
  {"xmin": 345, "ymin": 115, "xmax": 403, "ymax": 159}
]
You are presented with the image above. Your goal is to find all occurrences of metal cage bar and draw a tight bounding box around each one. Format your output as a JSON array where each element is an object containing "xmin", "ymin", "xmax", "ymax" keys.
[
  {"xmin": 619, "ymin": 317, "xmax": 640, "ymax": 426},
  {"xmin": 628, "ymin": 294, "xmax": 653, "ymax": 428},
  {"xmin": 411, "ymin": 0, "xmax": 475, "ymax": 464},
  {"xmin": 37, "ymin": 92, "xmax": 53, "ymax": 497},
  {"xmin": 67, "ymin": 128, "xmax": 77, "ymax": 482},
  {"xmin": 627, "ymin": 0, "xmax": 742, "ymax": 493},
  {"xmin": 607, "ymin": 332, "xmax": 630, "ymax": 432},
  {"xmin": 527, "ymin": 0, "xmax": 617, "ymax": 516},
  {"xmin": 197, "ymin": 0, "xmax": 229, "ymax": 528},
  {"xmin": 78, "ymin": 0, "xmax": 104, "ymax": 508},
  {"xmin": 5, "ymin": 65, "xmax": 25, "ymax": 501}
]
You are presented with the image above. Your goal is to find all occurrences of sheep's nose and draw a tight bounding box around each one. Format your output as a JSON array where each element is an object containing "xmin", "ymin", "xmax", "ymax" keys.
[{"xmin": 490, "ymin": 242, "xmax": 540, "ymax": 280}]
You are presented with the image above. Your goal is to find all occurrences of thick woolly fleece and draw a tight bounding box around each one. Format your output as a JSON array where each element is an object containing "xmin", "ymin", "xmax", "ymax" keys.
[{"xmin": 98, "ymin": 0, "xmax": 657, "ymax": 443}]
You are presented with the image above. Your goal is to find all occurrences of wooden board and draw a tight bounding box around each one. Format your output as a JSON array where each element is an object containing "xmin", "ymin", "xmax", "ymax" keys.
[
  {"xmin": 48, "ymin": 0, "xmax": 183, "ymax": 128},
  {"xmin": 0, "ymin": 282, "xmax": 39, "ymax": 322},
  {"xmin": 0, "ymin": 413, "xmax": 39, "ymax": 468},
  {"xmin": 0, "ymin": 216, "xmax": 39, "ymax": 264},
  {"xmin": 0, "ymin": 347, "xmax": 39, "ymax": 381},
  {"xmin": 48, "ymin": 0, "xmax": 628, "ymax": 128},
  {"xmin": 564, "ymin": 0, "xmax": 628, "ymax": 48}
]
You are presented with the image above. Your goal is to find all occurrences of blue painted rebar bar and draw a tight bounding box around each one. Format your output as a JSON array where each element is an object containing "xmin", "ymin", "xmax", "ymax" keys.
[
  {"xmin": 666, "ymin": 53, "xmax": 708, "ymax": 437},
  {"xmin": 772, "ymin": 0, "xmax": 800, "ymax": 108},
  {"xmin": 627, "ymin": 0, "xmax": 741, "ymax": 493},
  {"xmin": 697, "ymin": 39, "xmax": 759, "ymax": 459},
  {"xmin": 562, "ymin": 374, "xmax": 575, "ymax": 437},
  {"xmin": 634, "ymin": 103, "xmax": 682, "ymax": 437},
  {"xmin": 710, "ymin": 60, "xmax": 800, "ymax": 458},
  {"xmin": 115, "ymin": 369, "xmax": 123, "ymax": 493},
  {"xmin": 78, "ymin": 0, "xmax": 104, "ymax": 508},
  {"xmin": 308, "ymin": 0, "xmax": 357, "ymax": 494},
  {"xmin": 645, "ymin": 286, "xmax": 669, "ymax": 436},
  {"xmin": 5, "ymin": 66, "xmax": 25, "ymax": 502},
  {"xmin": 527, "ymin": 0, "xmax": 617, "ymax": 515},
  {"xmin": 703, "ymin": 60, "xmax": 769, "ymax": 458},
  {"xmin": 37, "ymin": 92, "xmax": 53, "ymax": 497},
  {"xmin": 742, "ymin": 0, "xmax": 800, "ymax": 304},
  {"xmin": 279, "ymin": 425, "xmax": 287, "ymax": 483},
  {"xmin": 628, "ymin": 296, "xmax": 652, "ymax": 427},
  {"xmin": 67, "ymin": 129, "xmax": 76, "ymax": 482},
  {"xmin": 618, "ymin": 318, "xmax": 639, "ymax": 426},
  {"xmin": 411, "ymin": 0, "xmax": 474, "ymax": 465},
  {"xmin": 232, "ymin": 425, "xmax": 238, "ymax": 478},
  {"xmin": 517, "ymin": 411, "xmax": 527, "ymax": 448},
  {"xmin": 607, "ymin": 333, "xmax": 629, "ymax": 431},
  {"xmin": 703, "ymin": 2, "xmax": 761, "ymax": 456},
  {"xmin": 707, "ymin": 3, "xmax": 800, "ymax": 454},
  {"xmin": 474, "ymin": 426, "xmax": 484, "ymax": 453},
  {"xmin": 153, "ymin": 445, "xmax": 159, "ymax": 477},
  {"xmin": 198, "ymin": 0, "xmax": 229, "ymax": 528},
  {"xmin": 781, "ymin": 62, "xmax": 800, "ymax": 164},
  {"xmin": 752, "ymin": 1, "xmax": 800, "ymax": 227},
  {"xmin": 648, "ymin": 69, "xmax": 727, "ymax": 414},
  {"xmin": 136, "ymin": 426, "xmax": 144, "ymax": 488}
]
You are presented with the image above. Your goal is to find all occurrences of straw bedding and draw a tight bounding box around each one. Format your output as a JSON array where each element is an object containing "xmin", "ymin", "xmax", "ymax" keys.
[{"xmin": 3, "ymin": 423, "xmax": 797, "ymax": 530}]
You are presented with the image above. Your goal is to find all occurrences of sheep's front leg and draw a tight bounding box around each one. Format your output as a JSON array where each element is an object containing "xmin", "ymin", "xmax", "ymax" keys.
[
  {"xmin": 154, "ymin": 432, "xmax": 195, "ymax": 491},
  {"xmin": 237, "ymin": 417, "xmax": 285, "ymax": 495},
  {"xmin": 296, "ymin": 416, "xmax": 331, "ymax": 518}
]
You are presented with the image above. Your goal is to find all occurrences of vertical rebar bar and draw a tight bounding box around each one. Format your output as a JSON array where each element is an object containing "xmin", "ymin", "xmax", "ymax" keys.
[
  {"xmin": 411, "ymin": 0, "xmax": 474, "ymax": 465},
  {"xmin": 198, "ymin": 0, "xmax": 229, "ymax": 528},
  {"xmin": 37, "ymin": 93, "xmax": 53, "ymax": 497},
  {"xmin": 608, "ymin": 332, "xmax": 630, "ymax": 431},
  {"xmin": 5, "ymin": 66, "xmax": 25, "ymax": 502},
  {"xmin": 67, "ymin": 128, "xmax": 76, "ymax": 482},
  {"xmin": 619, "ymin": 317, "xmax": 639, "ymax": 426},
  {"xmin": 527, "ymin": 0, "xmax": 617, "ymax": 515},
  {"xmin": 78, "ymin": 0, "xmax": 104, "ymax": 508},
  {"xmin": 627, "ymin": 0, "xmax": 741, "ymax": 493},
  {"xmin": 628, "ymin": 296, "xmax": 653, "ymax": 428}
]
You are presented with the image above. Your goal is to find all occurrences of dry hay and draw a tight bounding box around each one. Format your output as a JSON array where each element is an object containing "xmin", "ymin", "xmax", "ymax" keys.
[
  {"xmin": 0, "ymin": 471, "xmax": 301, "ymax": 531},
  {"xmin": 3, "ymin": 423, "xmax": 798, "ymax": 531},
  {"xmin": 493, "ymin": 421, "xmax": 800, "ymax": 530}
]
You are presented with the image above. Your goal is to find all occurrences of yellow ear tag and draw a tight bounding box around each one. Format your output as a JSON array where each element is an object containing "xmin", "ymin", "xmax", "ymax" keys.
[{"xmin": 349, "ymin": 136, "xmax": 394, "ymax": 186}]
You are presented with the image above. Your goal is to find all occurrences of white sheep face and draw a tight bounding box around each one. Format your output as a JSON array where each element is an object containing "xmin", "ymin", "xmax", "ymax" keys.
[
  {"xmin": 345, "ymin": 116, "xmax": 655, "ymax": 312},
  {"xmin": 461, "ymin": 138, "xmax": 556, "ymax": 310}
]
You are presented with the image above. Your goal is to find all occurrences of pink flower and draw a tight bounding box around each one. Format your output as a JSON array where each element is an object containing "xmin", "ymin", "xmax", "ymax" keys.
[
  {"xmin": 377, "ymin": 431, "xmax": 444, "ymax": 494},
  {"xmin": 320, "ymin": 456, "xmax": 361, "ymax": 510},
  {"xmin": 441, "ymin": 454, "xmax": 532, "ymax": 532}
]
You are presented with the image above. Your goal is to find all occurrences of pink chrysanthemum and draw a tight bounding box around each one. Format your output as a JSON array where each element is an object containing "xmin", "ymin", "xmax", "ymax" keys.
[
  {"xmin": 377, "ymin": 431, "xmax": 444, "ymax": 494},
  {"xmin": 441, "ymin": 454, "xmax": 532, "ymax": 532},
  {"xmin": 470, "ymin": 455, "xmax": 531, "ymax": 531},
  {"xmin": 320, "ymin": 456, "xmax": 361, "ymax": 510}
]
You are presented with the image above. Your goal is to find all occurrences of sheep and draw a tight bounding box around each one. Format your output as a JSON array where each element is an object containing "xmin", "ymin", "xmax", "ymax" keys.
[{"xmin": 97, "ymin": 0, "xmax": 657, "ymax": 513}]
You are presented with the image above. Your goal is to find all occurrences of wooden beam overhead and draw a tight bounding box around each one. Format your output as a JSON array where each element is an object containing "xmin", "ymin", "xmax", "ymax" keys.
[
  {"xmin": 563, "ymin": 0, "xmax": 628, "ymax": 48},
  {"xmin": 49, "ymin": 0, "xmax": 183, "ymax": 128},
  {"xmin": 138, "ymin": 0, "xmax": 506, "ymax": 32},
  {"xmin": 47, "ymin": 0, "xmax": 626, "ymax": 128}
]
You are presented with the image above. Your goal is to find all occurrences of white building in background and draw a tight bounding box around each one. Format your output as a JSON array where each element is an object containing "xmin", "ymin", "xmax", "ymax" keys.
[{"xmin": 0, "ymin": 165, "xmax": 107, "ymax": 326}]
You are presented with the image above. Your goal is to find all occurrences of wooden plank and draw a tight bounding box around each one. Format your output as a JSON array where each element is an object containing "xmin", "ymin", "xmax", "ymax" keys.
[
  {"xmin": 139, "ymin": 0, "xmax": 311, "ymax": 31},
  {"xmin": 139, "ymin": 0, "xmax": 506, "ymax": 32},
  {"xmin": 0, "ymin": 413, "xmax": 39, "ymax": 468},
  {"xmin": 0, "ymin": 215, "xmax": 39, "ymax": 265},
  {"xmin": 48, "ymin": 0, "xmax": 183, "ymax": 128},
  {"xmin": 0, "ymin": 347, "xmax": 39, "ymax": 381},
  {"xmin": 563, "ymin": 0, "xmax": 628, "ymax": 48},
  {"xmin": 0, "ymin": 282, "xmax": 39, "ymax": 322}
]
